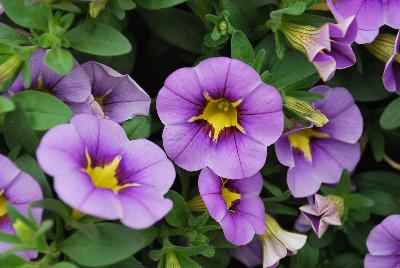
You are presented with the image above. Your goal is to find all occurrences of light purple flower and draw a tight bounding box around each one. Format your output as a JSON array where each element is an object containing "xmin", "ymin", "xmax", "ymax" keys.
[
  {"xmin": 157, "ymin": 57, "xmax": 284, "ymax": 180},
  {"xmin": 198, "ymin": 168, "xmax": 266, "ymax": 245},
  {"xmin": 365, "ymin": 215, "xmax": 400, "ymax": 268},
  {"xmin": 280, "ymin": 16, "xmax": 357, "ymax": 81},
  {"xmin": 37, "ymin": 114, "xmax": 175, "ymax": 229},
  {"xmin": 327, "ymin": 0, "xmax": 400, "ymax": 44},
  {"xmin": 275, "ymin": 86, "xmax": 363, "ymax": 197},
  {"xmin": 0, "ymin": 154, "xmax": 43, "ymax": 260},
  {"xmin": 5, "ymin": 50, "xmax": 91, "ymax": 109},
  {"xmin": 299, "ymin": 194, "xmax": 342, "ymax": 238},
  {"xmin": 230, "ymin": 239, "xmax": 263, "ymax": 268},
  {"xmin": 70, "ymin": 61, "xmax": 151, "ymax": 123}
]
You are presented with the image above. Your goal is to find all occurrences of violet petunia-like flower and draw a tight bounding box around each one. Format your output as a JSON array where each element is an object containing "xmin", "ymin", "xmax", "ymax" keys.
[
  {"xmin": 0, "ymin": 154, "xmax": 43, "ymax": 260},
  {"xmin": 230, "ymin": 239, "xmax": 263, "ymax": 268},
  {"xmin": 37, "ymin": 114, "xmax": 175, "ymax": 229},
  {"xmin": 366, "ymin": 33, "xmax": 400, "ymax": 93},
  {"xmin": 157, "ymin": 57, "xmax": 284, "ymax": 180},
  {"xmin": 280, "ymin": 16, "xmax": 357, "ymax": 81},
  {"xmin": 365, "ymin": 215, "xmax": 400, "ymax": 268},
  {"xmin": 70, "ymin": 61, "xmax": 151, "ymax": 123},
  {"xmin": 275, "ymin": 86, "xmax": 363, "ymax": 197},
  {"xmin": 198, "ymin": 168, "xmax": 266, "ymax": 245},
  {"xmin": 327, "ymin": 0, "xmax": 400, "ymax": 44},
  {"xmin": 5, "ymin": 49, "xmax": 91, "ymax": 109},
  {"xmin": 299, "ymin": 194, "xmax": 343, "ymax": 238}
]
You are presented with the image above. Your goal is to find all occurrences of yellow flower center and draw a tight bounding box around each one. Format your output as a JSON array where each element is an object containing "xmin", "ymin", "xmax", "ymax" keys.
[
  {"xmin": 95, "ymin": 95, "xmax": 106, "ymax": 109},
  {"xmin": 288, "ymin": 128, "xmax": 329, "ymax": 161},
  {"xmin": 221, "ymin": 180, "xmax": 241, "ymax": 210},
  {"xmin": 189, "ymin": 92, "xmax": 245, "ymax": 142},
  {"xmin": 0, "ymin": 190, "xmax": 7, "ymax": 217},
  {"xmin": 84, "ymin": 149, "xmax": 139, "ymax": 193}
]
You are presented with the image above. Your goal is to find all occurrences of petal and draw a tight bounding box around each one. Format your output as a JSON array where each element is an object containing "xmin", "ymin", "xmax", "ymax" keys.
[
  {"xmin": 329, "ymin": 16, "xmax": 357, "ymax": 44},
  {"xmin": 312, "ymin": 53, "xmax": 336, "ymax": 82},
  {"xmin": 230, "ymin": 239, "xmax": 263, "ymax": 268},
  {"xmin": 162, "ymin": 123, "xmax": 212, "ymax": 172},
  {"xmin": 355, "ymin": 0, "xmax": 384, "ymax": 31},
  {"xmin": 118, "ymin": 139, "xmax": 175, "ymax": 194},
  {"xmin": 364, "ymin": 254, "xmax": 400, "ymax": 268},
  {"xmin": 208, "ymin": 131, "xmax": 267, "ymax": 179},
  {"xmin": 383, "ymin": 59, "xmax": 400, "ymax": 93},
  {"xmin": 4, "ymin": 172, "xmax": 42, "ymax": 205},
  {"xmin": 275, "ymin": 136, "xmax": 295, "ymax": 167},
  {"xmin": 235, "ymin": 197, "xmax": 266, "ymax": 234},
  {"xmin": 367, "ymin": 215, "xmax": 400, "ymax": 255},
  {"xmin": 120, "ymin": 186, "xmax": 173, "ymax": 229},
  {"xmin": 77, "ymin": 188, "xmax": 123, "ymax": 220},
  {"xmin": 262, "ymin": 235, "xmax": 288, "ymax": 267},
  {"xmin": 275, "ymin": 229, "xmax": 307, "ymax": 252},
  {"xmin": 385, "ymin": 0, "xmax": 400, "ymax": 29},
  {"xmin": 355, "ymin": 29, "xmax": 379, "ymax": 44},
  {"xmin": 0, "ymin": 154, "xmax": 20, "ymax": 189},
  {"xmin": 230, "ymin": 172, "xmax": 263, "ymax": 197},
  {"xmin": 287, "ymin": 152, "xmax": 321, "ymax": 198},
  {"xmin": 326, "ymin": 0, "xmax": 363, "ymax": 21},
  {"xmin": 327, "ymin": 42, "xmax": 356, "ymax": 69},
  {"xmin": 220, "ymin": 212, "xmax": 255, "ymax": 246}
]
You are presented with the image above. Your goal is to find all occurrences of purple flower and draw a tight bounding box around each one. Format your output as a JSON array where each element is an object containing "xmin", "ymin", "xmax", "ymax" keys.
[
  {"xmin": 299, "ymin": 194, "xmax": 342, "ymax": 238},
  {"xmin": 198, "ymin": 168, "xmax": 266, "ymax": 245},
  {"xmin": 0, "ymin": 154, "xmax": 43, "ymax": 259},
  {"xmin": 327, "ymin": 0, "xmax": 400, "ymax": 44},
  {"xmin": 70, "ymin": 61, "xmax": 151, "ymax": 123},
  {"xmin": 5, "ymin": 50, "xmax": 91, "ymax": 109},
  {"xmin": 230, "ymin": 239, "xmax": 263, "ymax": 268},
  {"xmin": 275, "ymin": 86, "xmax": 363, "ymax": 197},
  {"xmin": 157, "ymin": 57, "xmax": 284, "ymax": 179},
  {"xmin": 365, "ymin": 215, "xmax": 400, "ymax": 268},
  {"xmin": 37, "ymin": 114, "xmax": 175, "ymax": 229},
  {"xmin": 280, "ymin": 16, "xmax": 357, "ymax": 81}
]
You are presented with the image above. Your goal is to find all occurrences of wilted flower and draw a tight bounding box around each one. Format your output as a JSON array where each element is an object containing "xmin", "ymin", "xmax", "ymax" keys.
[
  {"xmin": 327, "ymin": 0, "xmax": 400, "ymax": 43},
  {"xmin": 157, "ymin": 57, "xmax": 283, "ymax": 179},
  {"xmin": 5, "ymin": 49, "xmax": 91, "ymax": 110},
  {"xmin": 365, "ymin": 214, "xmax": 400, "ymax": 268},
  {"xmin": 299, "ymin": 194, "xmax": 343, "ymax": 238},
  {"xmin": 37, "ymin": 114, "xmax": 175, "ymax": 229},
  {"xmin": 197, "ymin": 168, "xmax": 266, "ymax": 245},
  {"xmin": 280, "ymin": 16, "xmax": 357, "ymax": 81},
  {"xmin": 70, "ymin": 61, "xmax": 151, "ymax": 123},
  {"xmin": 260, "ymin": 215, "xmax": 307, "ymax": 267},
  {"xmin": 275, "ymin": 86, "xmax": 363, "ymax": 197},
  {"xmin": 366, "ymin": 33, "xmax": 400, "ymax": 93},
  {"xmin": 0, "ymin": 154, "xmax": 43, "ymax": 259}
]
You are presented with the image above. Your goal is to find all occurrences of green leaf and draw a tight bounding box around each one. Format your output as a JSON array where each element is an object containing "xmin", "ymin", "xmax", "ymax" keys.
[
  {"xmin": 11, "ymin": 91, "xmax": 72, "ymax": 131},
  {"xmin": 44, "ymin": 48, "xmax": 74, "ymax": 76},
  {"xmin": 326, "ymin": 253, "xmax": 363, "ymax": 268},
  {"xmin": 267, "ymin": 202, "xmax": 298, "ymax": 216},
  {"xmin": 101, "ymin": 257, "xmax": 146, "ymax": 268},
  {"xmin": 0, "ymin": 254, "xmax": 28, "ymax": 268},
  {"xmin": 231, "ymin": 30, "xmax": 255, "ymax": 65},
  {"xmin": 269, "ymin": 2, "xmax": 306, "ymax": 32},
  {"xmin": 0, "ymin": 23, "xmax": 30, "ymax": 46},
  {"xmin": 344, "ymin": 223, "xmax": 373, "ymax": 254},
  {"xmin": 356, "ymin": 171, "xmax": 400, "ymax": 196},
  {"xmin": 135, "ymin": 0, "xmax": 186, "ymax": 9},
  {"xmin": 290, "ymin": 242, "xmax": 319, "ymax": 268},
  {"xmin": 380, "ymin": 97, "xmax": 400, "ymax": 129},
  {"xmin": 0, "ymin": 0, "xmax": 50, "ymax": 31},
  {"xmin": 361, "ymin": 189, "xmax": 400, "ymax": 216},
  {"xmin": 0, "ymin": 96, "xmax": 15, "ymax": 115},
  {"xmin": 347, "ymin": 194, "xmax": 374, "ymax": 209},
  {"xmin": 138, "ymin": 8, "xmax": 205, "ymax": 54},
  {"xmin": 194, "ymin": 249, "xmax": 230, "ymax": 268},
  {"xmin": 60, "ymin": 223, "xmax": 157, "ymax": 267},
  {"xmin": 175, "ymin": 252, "xmax": 201, "ymax": 268},
  {"xmin": 264, "ymin": 50, "xmax": 319, "ymax": 91},
  {"xmin": 65, "ymin": 21, "xmax": 132, "ymax": 56},
  {"xmin": 4, "ymin": 103, "xmax": 39, "ymax": 155},
  {"xmin": 122, "ymin": 116, "xmax": 151, "ymax": 140},
  {"xmin": 221, "ymin": 0, "xmax": 257, "ymax": 35},
  {"xmin": 51, "ymin": 262, "xmax": 78, "ymax": 268},
  {"xmin": 31, "ymin": 199, "xmax": 71, "ymax": 222},
  {"xmin": 285, "ymin": 90, "xmax": 324, "ymax": 102},
  {"xmin": 165, "ymin": 191, "xmax": 189, "ymax": 228},
  {"xmin": 369, "ymin": 121, "xmax": 385, "ymax": 161}
]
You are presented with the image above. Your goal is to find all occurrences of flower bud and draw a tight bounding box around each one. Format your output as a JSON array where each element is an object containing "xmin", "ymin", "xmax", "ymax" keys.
[{"xmin": 284, "ymin": 96, "xmax": 329, "ymax": 127}]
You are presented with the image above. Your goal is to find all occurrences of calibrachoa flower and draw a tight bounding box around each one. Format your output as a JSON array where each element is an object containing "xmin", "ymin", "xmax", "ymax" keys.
[
  {"xmin": 260, "ymin": 215, "xmax": 307, "ymax": 268},
  {"xmin": 37, "ymin": 114, "xmax": 175, "ymax": 229},
  {"xmin": 5, "ymin": 49, "xmax": 91, "ymax": 109},
  {"xmin": 157, "ymin": 57, "xmax": 283, "ymax": 179},
  {"xmin": 365, "ymin": 215, "xmax": 400, "ymax": 268},
  {"xmin": 230, "ymin": 239, "xmax": 263, "ymax": 268},
  {"xmin": 275, "ymin": 86, "xmax": 363, "ymax": 197},
  {"xmin": 280, "ymin": 16, "xmax": 357, "ymax": 81},
  {"xmin": 299, "ymin": 194, "xmax": 343, "ymax": 238},
  {"xmin": 327, "ymin": 0, "xmax": 400, "ymax": 43},
  {"xmin": 71, "ymin": 61, "xmax": 151, "ymax": 123},
  {"xmin": 198, "ymin": 168, "xmax": 266, "ymax": 245},
  {"xmin": 366, "ymin": 33, "xmax": 400, "ymax": 93},
  {"xmin": 0, "ymin": 154, "xmax": 43, "ymax": 259}
]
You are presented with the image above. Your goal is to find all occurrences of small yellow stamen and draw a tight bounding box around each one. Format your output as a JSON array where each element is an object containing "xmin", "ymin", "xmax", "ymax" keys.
[
  {"xmin": 221, "ymin": 180, "xmax": 241, "ymax": 210},
  {"xmin": 0, "ymin": 190, "xmax": 7, "ymax": 217},
  {"xmin": 189, "ymin": 92, "xmax": 245, "ymax": 142},
  {"xmin": 288, "ymin": 128, "xmax": 329, "ymax": 161},
  {"xmin": 95, "ymin": 95, "xmax": 106, "ymax": 109},
  {"xmin": 84, "ymin": 149, "xmax": 139, "ymax": 193}
]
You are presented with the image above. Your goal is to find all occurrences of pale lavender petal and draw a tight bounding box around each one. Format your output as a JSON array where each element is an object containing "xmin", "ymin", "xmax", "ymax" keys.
[
  {"xmin": 365, "ymin": 254, "xmax": 400, "ymax": 268},
  {"xmin": 0, "ymin": 155, "xmax": 20, "ymax": 189},
  {"xmin": 220, "ymin": 212, "xmax": 255, "ymax": 246},
  {"xmin": 356, "ymin": 0, "xmax": 384, "ymax": 31},
  {"xmin": 367, "ymin": 215, "xmax": 400, "ymax": 255},
  {"xmin": 230, "ymin": 172, "xmax": 263, "ymax": 198},
  {"xmin": 355, "ymin": 29, "xmax": 379, "ymax": 44},
  {"xmin": 385, "ymin": 0, "xmax": 400, "ymax": 29},
  {"xmin": 275, "ymin": 136, "xmax": 295, "ymax": 167},
  {"xmin": 230, "ymin": 239, "xmax": 263, "ymax": 268},
  {"xmin": 235, "ymin": 197, "xmax": 266, "ymax": 234},
  {"xmin": 312, "ymin": 53, "xmax": 336, "ymax": 82},
  {"xmin": 77, "ymin": 188, "xmax": 123, "ymax": 220}
]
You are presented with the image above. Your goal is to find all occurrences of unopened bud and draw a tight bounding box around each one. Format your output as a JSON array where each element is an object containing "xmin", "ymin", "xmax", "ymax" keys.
[
  {"xmin": 13, "ymin": 219, "xmax": 35, "ymax": 244},
  {"xmin": 89, "ymin": 0, "xmax": 107, "ymax": 18},
  {"xmin": 284, "ymin": 96, "xmax": 329, "ymax": 127}
]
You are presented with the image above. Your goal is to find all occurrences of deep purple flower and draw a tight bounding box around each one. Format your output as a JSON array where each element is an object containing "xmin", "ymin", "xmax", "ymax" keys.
[
  {"xmin": 299, "ymin": 194, "xmax": 342, "ymax": 238},
  {"xmin": 280, "ymin": 16, "xmax": 357, "ymax": 81},
  {"xmin": 198, "ymin": 168, "xmax": 266, "ymax": 245},
  {"xmin": 365, "ymin": 215, "xmax": 400, "ymax": 268},
  {"xmin": 5, "ymin": 49, "xmax": 91, "ymax": 109},
  {"xmin": 275, "ymin": 86, "xmax": 363, "ymax": 197},
  {"xmin": 70, "ymin": 61, "xmax": 151, "ymax": 123},
  {"xmin": 0, "ymin": 154, "xmax": 43, "ymax": 260},
  {"xmin": 327, "ymin": 0, "xmax": 400, "ymax": 44},
  {"xmin": 37, "ymin": 114, "xmax": 175, "ymax": 229},
  {"xmin": 157, "ymin": 57, "xmax": 284, "ymax": 179}
]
